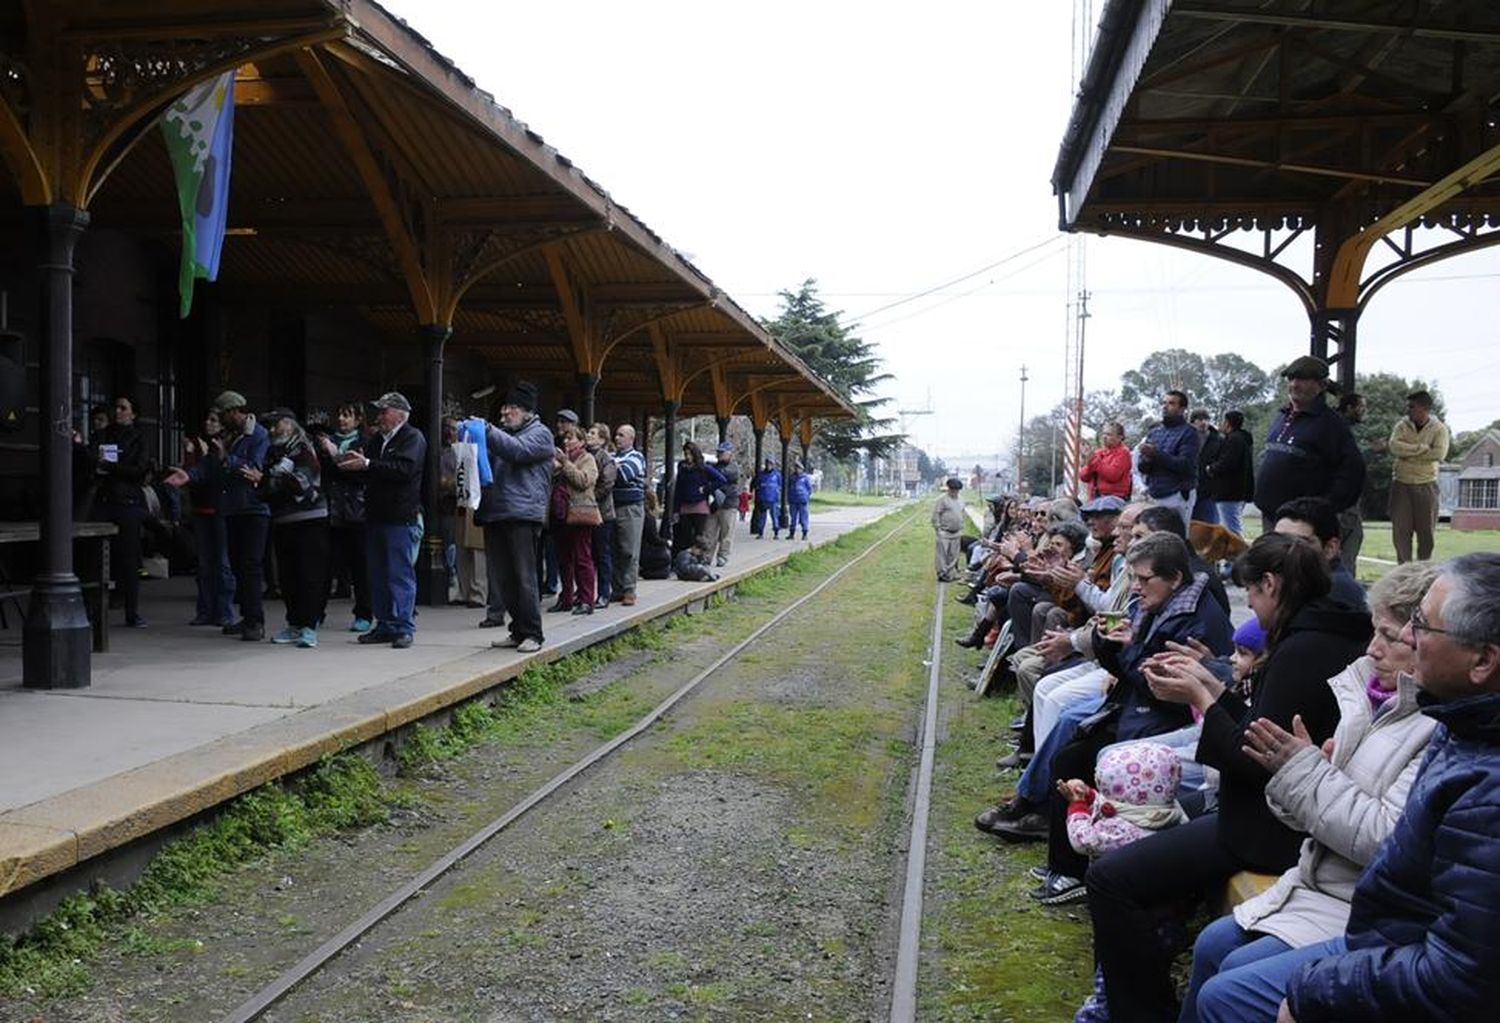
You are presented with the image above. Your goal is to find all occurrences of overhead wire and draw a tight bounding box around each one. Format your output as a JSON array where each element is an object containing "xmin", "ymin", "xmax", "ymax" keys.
[{"xmin": 847, "ymin": 236, "xmax": 1067, "ymax": 322}]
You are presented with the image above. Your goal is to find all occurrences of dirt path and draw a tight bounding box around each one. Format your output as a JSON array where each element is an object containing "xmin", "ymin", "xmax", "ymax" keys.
[{"xmin": 5, "ymin": 516, "xmax": 946, "ymax": 1023}]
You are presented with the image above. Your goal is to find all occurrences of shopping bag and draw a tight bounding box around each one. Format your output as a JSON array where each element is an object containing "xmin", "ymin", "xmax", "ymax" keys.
[{"xmin": 453, "ymin": 440, "xmax": 481, "ymax": 510}]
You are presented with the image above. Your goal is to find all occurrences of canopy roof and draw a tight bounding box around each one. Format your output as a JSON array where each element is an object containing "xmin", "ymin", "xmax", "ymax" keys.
[
  {"xmin": 1053, "ymin": 0, "xmax": 1500, "ymax": 323},
  {"xmin": 0, "ymin": 0, "xmax": 855, "ymax": 421}
]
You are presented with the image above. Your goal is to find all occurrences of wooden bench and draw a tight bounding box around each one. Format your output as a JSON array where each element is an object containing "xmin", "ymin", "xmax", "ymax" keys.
[
  {"xmin": 0, "ymin": 521, "xmax": 118, "ymax": 652},
  {"xmin": 1224, "ymin": 870, "xmax": 1279, "ymax": 910}
]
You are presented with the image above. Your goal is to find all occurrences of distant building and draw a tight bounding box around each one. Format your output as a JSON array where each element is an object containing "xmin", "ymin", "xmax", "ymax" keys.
[{"xmin": 1452, "ymin": 431, "xmax": 1500, "ymax": 531}]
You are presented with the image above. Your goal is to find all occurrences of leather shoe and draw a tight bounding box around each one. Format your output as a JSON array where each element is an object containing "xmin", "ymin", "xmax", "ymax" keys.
[
  {"xmin": 357, "ymin": 630, "xmax": 396, "ymax": 645},
  {"xmin": 239, "ymin": 623, "xmax": 264, "ymax": 642},
  {"xmin": 571, "ymin": 604, "xmax": 593, "ymax": 616},
  {"xmin": 391, "ymin": 634, "xmax": 413, "ymax": 649},
  {"xmin": 955, "ymin": 634, "xmax": 983, "ymax": 649},
  {"xmin": 974, "ymin": 799, "xmax": 1032, "ymax": 834},
  {"xmin": 621, "ymin": 594, "xmax": 636, "ymax": 606},
  {"xmin": 990, "ymin": 813, "xmax": 1049, "ymax": 843},
  {"xmin": 546, "ymin": 601, "xmax": 571, "ymax": 613},
  {"xmin": 995, "ymin": 750, "xmax": 1031, "ymax": 770},
  {"xmin": 477, "ymin": 617, "xmax": 505, "ymax": 628}
]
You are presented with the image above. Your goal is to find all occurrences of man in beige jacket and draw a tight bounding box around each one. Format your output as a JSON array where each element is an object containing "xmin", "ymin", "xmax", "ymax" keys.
[
  {"xmin": 1381, "ymin": 390, "xmax": 1450, "ymax": 563},
  {"xmin": 931, "ymin": 477, "xmax": 966, "ymax": 581}
]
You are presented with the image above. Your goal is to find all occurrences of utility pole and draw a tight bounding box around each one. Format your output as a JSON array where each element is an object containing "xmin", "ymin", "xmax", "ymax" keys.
[
  {"xmin": 1068, "ymin": 288, "xmax": 1091, "ymax": 498},
  {"xmin": 1017, "ymin": 364, "xmax": 1028, "ymax": 493}
]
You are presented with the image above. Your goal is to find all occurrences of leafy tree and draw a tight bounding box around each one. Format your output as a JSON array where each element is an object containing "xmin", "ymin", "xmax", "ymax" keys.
[
  {"xmin": 1119, "ymin": 349, "xmax": 1208, "ymax": 426},
  {"xmin": 763, "ymin": 280, "xmax": 901, "ymax": 465},
  {"xmin": 1203, "ymin": 353, "xmax": 1276, "ymax": 414}
]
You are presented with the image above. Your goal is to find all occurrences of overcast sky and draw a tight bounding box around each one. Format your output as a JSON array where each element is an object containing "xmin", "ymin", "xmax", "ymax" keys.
[{"xmin": 381, "ymin": 1, "xmax": 1500, "ymax": 458}]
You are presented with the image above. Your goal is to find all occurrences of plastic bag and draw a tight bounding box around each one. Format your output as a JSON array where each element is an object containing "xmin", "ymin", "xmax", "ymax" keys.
[{"xmin": 453, "ymin": 440, "xmax": 481, "ymax": 510}]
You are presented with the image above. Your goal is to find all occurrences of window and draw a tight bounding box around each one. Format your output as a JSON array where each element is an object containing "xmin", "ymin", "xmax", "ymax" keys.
[{"xmin": 1460, "ymin": 478, "xmax": 1500, "ymax": 510}]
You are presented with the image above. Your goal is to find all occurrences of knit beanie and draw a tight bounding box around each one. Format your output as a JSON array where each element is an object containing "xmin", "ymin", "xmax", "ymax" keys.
[
  {"xmin": 504, "ymin": 380, "xmax": 539, "ymax": 411},
  {"xmin": 1232, "ymin": 617, "xmax": 1267, "ymax": 654}
]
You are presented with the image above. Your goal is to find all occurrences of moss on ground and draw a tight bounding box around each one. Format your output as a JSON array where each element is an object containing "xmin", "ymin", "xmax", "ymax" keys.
[{"xmin": 920, "ymin": 601, "xmax": 1095, "ymax": 1020}]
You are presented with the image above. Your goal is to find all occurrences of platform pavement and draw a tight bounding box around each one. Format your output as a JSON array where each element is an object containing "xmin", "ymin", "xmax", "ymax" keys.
[{"xmin": 0, "ymin": 502, "xmax": 901, "ymax": 902}]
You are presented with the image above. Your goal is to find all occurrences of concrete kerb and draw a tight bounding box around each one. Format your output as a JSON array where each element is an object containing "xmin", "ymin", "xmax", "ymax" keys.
[{"xmin": 0, "ymin": 504, "xmax": 909, "ymax": 923}]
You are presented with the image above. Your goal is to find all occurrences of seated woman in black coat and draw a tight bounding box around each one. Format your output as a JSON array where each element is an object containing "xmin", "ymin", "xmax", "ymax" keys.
[
  {"xmin": 638, "ymin": 492, "xmax": 673, "ymax": 581},
  {"xmin": 1084, "ymin": 532, "xmax": 1373, "ymax": 1022}
]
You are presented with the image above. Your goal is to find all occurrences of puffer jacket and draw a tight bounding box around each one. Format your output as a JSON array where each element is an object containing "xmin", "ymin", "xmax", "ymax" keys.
[
  {"xmin": 476, "ymin": 414, "xmax": 555, "ymax": 525},
  {"xmin": 556, "ymin": 445, "xmax": 598, "ymax": 520},
  {"xmin": 1197, "ymin": 598, "xmax": 1372, "ymax": 872},
  {"xmin": 1234, "ymin": 660, "xmax": 1436, "ymax": 948},
  {"xmin": 1287, "ymin": 691, "xmax": 1500, "ymax": 1023}
]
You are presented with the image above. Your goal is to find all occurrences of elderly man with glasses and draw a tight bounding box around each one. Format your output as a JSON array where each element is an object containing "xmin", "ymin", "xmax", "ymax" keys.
[{"xmin": 1192, "ymin": 553, "xmax": 1500, "ymax": 1023}]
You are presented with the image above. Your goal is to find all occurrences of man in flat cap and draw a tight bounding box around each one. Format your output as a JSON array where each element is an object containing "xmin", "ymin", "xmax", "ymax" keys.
[
  {"xmin": 702, "ymin": 440, "xmax": 741, "ymax": 568},
  {"xmin": 337, "ymin": 392, "xmax": 426, "ymax": 649},
  {"xmin": 932, "ymin": 477, "xmax": 966, "ymax": 582},
  {"xmin": 1253, "ymin": 355, "xmax": 1365, "ymax": 531}
]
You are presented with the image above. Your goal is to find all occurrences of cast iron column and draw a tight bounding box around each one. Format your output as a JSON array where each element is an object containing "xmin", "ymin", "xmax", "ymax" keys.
[
  {"xmin": 662, "ymin": 400, "xmax": 679, "ymax": 532},
  {"xmin": 25, "ymin": 205, "xmax": 91, "ymax": 689},
  {"xmin": 752, "ymin": 426, "xmax": 765, "ymax": 475},
  {"xmin": 416, "ymin": 323, "xmax": 450, "ymax": 606},
  {"xmin": 716, "ymin": 416, "xmax": 730, "ymax": 445},
  {"xmin": 577, "ymin": 373, "xmax": 598, "ymax": 428},
  {"xmin": 779, "ymin": 435, "xmax": 792, "ymax": 529}
]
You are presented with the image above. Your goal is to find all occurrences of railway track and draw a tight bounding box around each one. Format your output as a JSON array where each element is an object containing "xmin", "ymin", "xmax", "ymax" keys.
[{"xmin": 221, "ymin": 507, "xmax": 949, "ymax": 1023}]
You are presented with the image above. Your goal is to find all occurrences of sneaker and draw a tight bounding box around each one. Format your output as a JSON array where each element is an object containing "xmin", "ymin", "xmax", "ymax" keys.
[
  {"xmin": 1027, "ymin": 864, "xmax": 1050, "ymax": 882},
  {"xmin": 516, "ymin": 637, "xmax": 543, "ymax": 653},
  {"xmin": 992, "ymin": 813, "xmax": 1050, "ymax": 843},
  {"xmin": 350, "ymin": 617, "xmax": 374, "ymax": 633},
  {"xmin": 715, "ymin": 556, "xmax": 728, "ymax": 568},
  {"xmin": 239, "ymin": 623, "xmax": 265, "ymax": 642},
  {"xmin": 594, "ymin": 597, "xmax": 610, "ymax": 610},
  {"xmin": 270, "ymin": 626, "xmax": 300, "ymax": 645},
  {"xmin": 297, "ymin": 627, "xmax": 318, "ymax": 649},
  {"xmin": 1032, "ymin": 872, "xmax": 1087, "ymax": 905},
  {"xmin": 491, "ymin": 635, "xmax": 521, "ymax": 649}
]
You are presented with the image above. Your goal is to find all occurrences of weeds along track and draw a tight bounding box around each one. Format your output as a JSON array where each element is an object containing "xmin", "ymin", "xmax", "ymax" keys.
[{"xmin": 221, "ymin": 509, "xmax": 938, "ymax": 1023}]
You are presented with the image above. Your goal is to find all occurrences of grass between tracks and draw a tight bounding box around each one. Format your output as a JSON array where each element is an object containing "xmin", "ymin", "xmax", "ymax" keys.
[
  {"xmin": 922, "ymin": 601, "xmax": 1095, "ymax": 1020},
  {"xmin": 0, "ymin": 508, "xmax": 910, "ymax": 1002}
]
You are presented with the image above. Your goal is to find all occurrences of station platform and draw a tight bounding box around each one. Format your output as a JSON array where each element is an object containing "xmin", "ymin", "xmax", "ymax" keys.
[{"xmin": 0, "ymin": 502, "xmax": 898, "ymax": 907}]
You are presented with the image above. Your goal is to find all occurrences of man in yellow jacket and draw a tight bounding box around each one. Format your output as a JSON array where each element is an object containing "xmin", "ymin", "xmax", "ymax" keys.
[{"xmin": 1381, "ymin": 390, "xmax": 1450, "ymax": 563}]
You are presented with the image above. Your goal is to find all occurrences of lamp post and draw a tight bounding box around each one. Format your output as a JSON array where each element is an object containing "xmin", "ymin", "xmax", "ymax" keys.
[{"xmin": 1016, "ymin": 364, "xmax": 1028, "ymax": 493}]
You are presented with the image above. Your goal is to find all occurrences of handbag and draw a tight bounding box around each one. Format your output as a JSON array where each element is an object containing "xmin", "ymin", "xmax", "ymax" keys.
[
  {"xmin": 566, "ymin": 503, "xmax": 602, "ymax": 527},
  {"xmin": 549, "ymin": 480, "xmax": 570, "ymax": 523}
]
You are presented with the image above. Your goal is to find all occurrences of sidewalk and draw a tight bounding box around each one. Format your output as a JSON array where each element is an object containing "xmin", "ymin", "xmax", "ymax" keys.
[{"xmin": 0, "ymin": 503, "xmax": 898, "ymax": 902}]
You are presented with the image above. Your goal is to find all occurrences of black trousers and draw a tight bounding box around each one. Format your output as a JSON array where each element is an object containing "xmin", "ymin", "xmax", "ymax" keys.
[
  {"xmin": 100, "ymin": 503, "xmax": 145, "ymax": 618},
  {"xmin": 273, "ymin": 518, "xmax": 330, "ymax": 629},
  {"xmin": 329, "ymin": 523, "xmax": 371, "ymax": 621},
  {"xmin": 1086, "ymin": 813, "xmax": 1250, "ymax": 1022},
  {"xmin": 225, "ymin": 514, "xmax": 270, "ymax": 626},
  {"xmin": 487, "ymin": 521, "xmax": 543, "ymax": 643},
  {"xmin": 673, "ymin": 512, "xmax": 708, "ymax": 554}
]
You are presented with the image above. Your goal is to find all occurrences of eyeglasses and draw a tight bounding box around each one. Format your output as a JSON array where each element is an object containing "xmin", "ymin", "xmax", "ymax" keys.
[
  {"xmin": 1131, "ymin": 571, "xmax": 1159, "ymax": 585},
  {"xmin": 1409, "ymin": 606, "xmax": 1451, "ymax": 637}
]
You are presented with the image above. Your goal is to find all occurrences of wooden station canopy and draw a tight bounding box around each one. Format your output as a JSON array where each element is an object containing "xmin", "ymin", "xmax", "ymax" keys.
[
  {"xmin": 0, "ymin": 0, "xmax": 856, "ymax": 425},
  {"xmin": 1052, "ymin": 0, "xmax": 1500, "ymax": 392}
]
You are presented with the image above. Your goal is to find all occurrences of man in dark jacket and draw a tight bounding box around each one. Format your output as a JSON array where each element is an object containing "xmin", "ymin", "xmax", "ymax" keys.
[
  {"xmin": 91, "ymin": 395, "xmax": 150, "ymax": 628},
  {"xmin": 704, "ymin": 440, "xmax": 741, "ymax": 567},
  {"xmin": 1194, "ymin": 553, "xmax": 1500, "ymax": 1023},
  {"xmin": 338, "ymin": 392, "xmax": 425, "ymax": 649},
  {"xmin": 1254, "ymin": 356, "xmax": 1365, "ymax": 528},
  {"xmin": 1190, "ymin": 409, "xmax": 1222, "ymax": 525},
  {"xmin": 1207, "ymin": 409, "xmax": 1255, "ymax": 537},
  {"xmin": 477, "ymin": 381, "xmax": 555, "ymax": 653},
  {"xmin": 1138, "ymin": 390, "xmax": 1200, "ymax": 532}
]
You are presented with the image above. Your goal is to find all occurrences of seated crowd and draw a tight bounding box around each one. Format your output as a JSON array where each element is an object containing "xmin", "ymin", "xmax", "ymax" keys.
[{"xmin": 948, "ymin": 387, "xmax": 1496, "ymax": 1021}]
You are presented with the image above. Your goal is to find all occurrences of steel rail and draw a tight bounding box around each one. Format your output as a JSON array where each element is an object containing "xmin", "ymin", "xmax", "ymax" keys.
[
  {"xmin": 889, "ymin": 580, "xmax": 945, "ymax": 1022},
  {"xmin": 221, "ymin": 509, "xmax": 920, "ymax": 1023}
]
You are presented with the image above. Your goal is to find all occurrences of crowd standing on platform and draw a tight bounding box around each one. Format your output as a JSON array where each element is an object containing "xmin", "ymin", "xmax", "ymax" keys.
[
  {"xmin": 69, "ymin": 379, "xmax": 810, "ymax": 657},
  {"xmin": 950, "ymin": 351, "xmax": 1491, "ymax": 1021}
]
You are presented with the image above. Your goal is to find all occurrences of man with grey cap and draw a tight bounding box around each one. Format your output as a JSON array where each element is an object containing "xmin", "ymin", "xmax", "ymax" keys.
[
  {"xmin": 702, "ymin": 440, "xmax": 741, "ymax": 568},
  {"xmin": 1253, "ymin": 355, "xmax": 1365, "ymax": 531},
  {"xmin": 932, "ymin": 477, "xmax": 966, "ymax": 581},
  {"xmin": 336, "ymin": 392, "xmax": 426, "ymax": 649},
  {"xmin": 168, "ymin": 390, "xmax": 271, "ymax": 641},
  {"xmin": 475, "ymin": 380, "xmax": 555, "ymax": 653}
]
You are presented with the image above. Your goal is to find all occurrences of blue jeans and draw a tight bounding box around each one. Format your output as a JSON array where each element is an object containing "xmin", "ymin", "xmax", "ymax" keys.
[
  {"xmin": 367, "ymin": 522, "xmax": 420, "ymax": 636},
  {"xmin": 1016, "ymin": 693, "xmax": 1104, "ymax": 805},
  {"xmin": 1196, "ymin": 936, "xmax": 1346, "ymax": 1023},
  {"xmin": 1215, "ymin": 501, "xmax": 1245, "ymax": 537},
  {"xmin": 1181, "ymin": 914, "xmax": 1293, "ymax": 1022},
  {"xmin": 788, "ymin": 502, "xmax": 809, "ymax": 536},
  {"xmin": 192, "ymin": 513, "xmax": 235, "ymax": 624},
  {"xmin": 1191, "ymin": 492, "xmax": 1219, "ymax": 524}
]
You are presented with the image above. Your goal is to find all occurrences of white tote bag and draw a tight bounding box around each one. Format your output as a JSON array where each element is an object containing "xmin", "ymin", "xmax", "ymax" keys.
[{"xmin": 453, "ymin": 441, "xmax": 482, "ymax": 510}]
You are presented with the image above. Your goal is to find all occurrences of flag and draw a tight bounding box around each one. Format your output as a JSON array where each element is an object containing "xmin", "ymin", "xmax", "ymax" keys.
[{"xmin": 161, "ymin": 71, "xmax": 237, "ymax": 318}]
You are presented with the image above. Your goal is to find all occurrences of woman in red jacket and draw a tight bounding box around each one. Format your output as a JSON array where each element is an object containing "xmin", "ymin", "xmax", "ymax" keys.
[{"xmin": 1080, "ymin": 422, "xmax": 1133, "ymax": 501}]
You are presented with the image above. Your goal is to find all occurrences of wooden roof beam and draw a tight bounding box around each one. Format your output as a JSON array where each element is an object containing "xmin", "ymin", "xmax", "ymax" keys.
[{"xmin": 1110, "ymin": 145, "xmax": 1434, "ymax": 187}]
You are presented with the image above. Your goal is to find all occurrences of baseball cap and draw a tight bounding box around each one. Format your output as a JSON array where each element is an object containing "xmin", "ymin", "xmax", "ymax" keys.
[{"xmin": 716, "ymin": 441, "xmax": 735, "ymax": 453}]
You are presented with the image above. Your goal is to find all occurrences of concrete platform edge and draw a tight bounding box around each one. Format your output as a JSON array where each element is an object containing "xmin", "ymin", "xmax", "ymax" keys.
[{"xmin": 0, "ymin": 506, "xmax": 905, "ymax": 905}]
